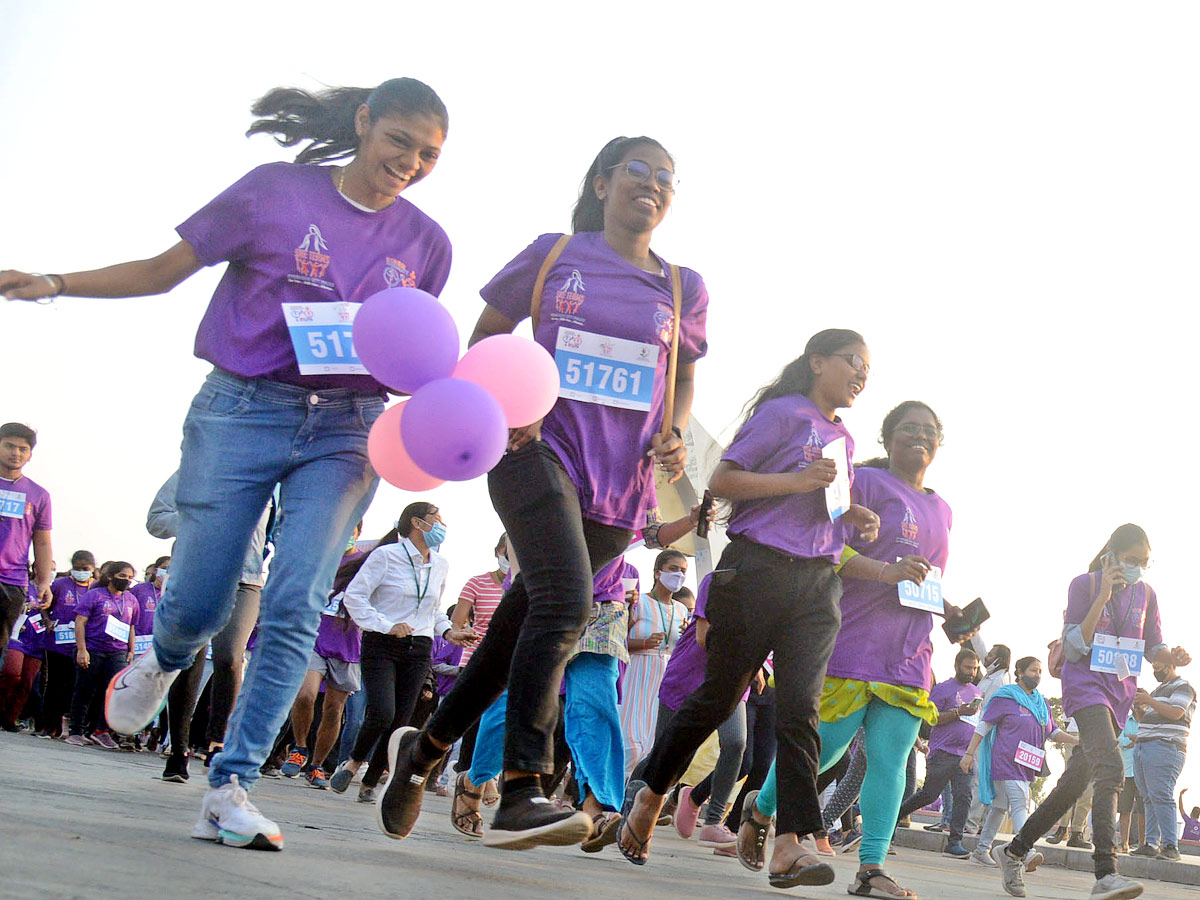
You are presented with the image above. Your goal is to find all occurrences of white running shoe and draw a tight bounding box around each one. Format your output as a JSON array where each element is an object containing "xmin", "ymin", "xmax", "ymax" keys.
[
  {"xmin": 971, "ymin": 848, "xmax": 998, "ymax": 867},
  {"xmin": 105, "ymin": 648, "xmax": 179, "ymax": 734},
  {"xmin": 1090, "ymin": 874, "xmax": 1143, "ymax": 900},
  {"xmin": 192, "ymin": 775, "xmax": 283, "ymax": 850}
]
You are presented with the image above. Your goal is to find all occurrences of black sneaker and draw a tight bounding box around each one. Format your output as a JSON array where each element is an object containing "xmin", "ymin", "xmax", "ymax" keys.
[
  {"xmin": 1046, "ymin": 825, "xmax": 1067, "ymax": 844},
  {"xmin": 1157, "ymin": 845, "xmax": 1181, "ymax": 861},
  {"xmin": 162, "ymin": 755, "xmax": 190, "ymax": 783},
  {"xmin": 482, "ymin": 795, "xmax": 594, "ymax": 850},
  {"xmin": 376, "ymin": 727, "xmax": 440, "ymax": 840},
  {"xmin": 1067, "ymin": 832, "xmax": 1093, "ymax": 849},
  {"xmin": 1129, "ymin": 843, "xmax": 1159, "ymax": 857}
]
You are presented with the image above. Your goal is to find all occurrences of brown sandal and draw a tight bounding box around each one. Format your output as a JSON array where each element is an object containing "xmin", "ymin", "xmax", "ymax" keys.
[
  {"xmin": 737, "ymin": 789, "xmax": 770, "ymax": 872},
  {"xmin": 451, "ymin": 772, "xmax": 484, "ymax": 838}
]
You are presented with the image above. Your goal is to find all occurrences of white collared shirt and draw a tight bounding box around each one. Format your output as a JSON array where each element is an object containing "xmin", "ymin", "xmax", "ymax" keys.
[{"xmin": 342, "ymin": 538, "xmax": 451, "ymax": 637}]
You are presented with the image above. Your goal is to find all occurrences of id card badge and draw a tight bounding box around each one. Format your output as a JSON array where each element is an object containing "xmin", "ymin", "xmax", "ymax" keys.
[
  {"xmin": 104, "ymin": 616, "xmax": 130, "ymax": 643},
  {"xmin": 822, "ymin": 437, "xmax": 851, "ymax": 521},
  {"xmin": 1014, "ymin": 740, "xmax": 1046, "ymax": 771},
  {"xmin": 321, "ymin": 594, "xmax": 343, "ymax": 617},
  {"xmin": 898, "ymin": 564, "xmax": 944, "ymax": 613},
  {"xmin": 281, "ymin": 302, "xmax": 367, "ymax": 375},
  {"xmin": 26, "ymin": 612, "xmax": 45, "ymax": 634},
  {"xmin": 554, "ymin": 328, "xmax": 658, "ymax": 411},
  {"xmin": 54, "ymin": 624, "xmax": 76, "ymax": 645},
  {"xmin": 1090, "ymin": 634, "xmax": 1144, "ymax": 679},
  {"xmin": 0, "ymin": 488, "xmax": 27, "ymax": 519}
]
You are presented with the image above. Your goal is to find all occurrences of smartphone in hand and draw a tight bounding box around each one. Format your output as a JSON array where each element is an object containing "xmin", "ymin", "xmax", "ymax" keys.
[
  {"xmin": 696, "ymin": 489, "xmax": 714, "ymax": 539},
  {"xmin": 942, "ymin": 598, "xmax": 989, "ymax": 641}
]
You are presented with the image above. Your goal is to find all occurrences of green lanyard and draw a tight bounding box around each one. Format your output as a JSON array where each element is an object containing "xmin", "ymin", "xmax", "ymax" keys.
[
  {"xmin": 405, "ymin": 548, "xmax": 430, "ymax": 606},
  {"xmin": 657, "ymin": 598, "xmax": 676, "ymax": 651}
]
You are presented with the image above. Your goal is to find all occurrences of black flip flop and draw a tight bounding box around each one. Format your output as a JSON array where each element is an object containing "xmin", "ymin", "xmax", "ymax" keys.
[
  {"xmin": 618, "ymin": 779, "xmax": 651, "ymax": 866},
  {"xmin": 849, "ymin": 867, "xmax": 917, "ymax": 898},
  {"xmin": 767, "ymin": 856, "xmax": 836, "ymax": 889}
]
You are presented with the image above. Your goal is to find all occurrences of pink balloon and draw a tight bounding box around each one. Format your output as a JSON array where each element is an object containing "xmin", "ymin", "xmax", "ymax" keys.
[
  {"xmin": 367, "ymin": 403, "xmax": 444, "ymax": 491},
  {"xmin": 401, "ymin": 378, "xmax": 508, "ymax": 481},
  {"xmin": 453, "ymin": 334, "xmax": 560, "ymax": 427}
]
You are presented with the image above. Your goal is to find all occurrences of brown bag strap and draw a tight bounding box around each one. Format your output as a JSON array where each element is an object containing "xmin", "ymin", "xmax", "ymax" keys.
[
  {"xmin": 529, "ymin": 234, "xmax": 572, "ymax": 333},
  {"xmin": 660, "ymin": 263, "xmax": 683, "ymax": 438}
]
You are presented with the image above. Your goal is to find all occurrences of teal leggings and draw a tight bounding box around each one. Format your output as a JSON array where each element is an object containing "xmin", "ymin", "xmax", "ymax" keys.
[{"xmin": 756, "ymin": 698, "xmax": 921, "ymax": 866}]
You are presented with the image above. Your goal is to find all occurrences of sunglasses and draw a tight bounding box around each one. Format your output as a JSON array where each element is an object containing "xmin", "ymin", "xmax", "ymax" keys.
[{"xmin": 607, "ymin": 159, "xmax": 677, "ymax": 192}]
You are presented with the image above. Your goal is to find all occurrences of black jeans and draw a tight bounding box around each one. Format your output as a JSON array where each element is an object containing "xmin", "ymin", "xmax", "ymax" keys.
[
  {"xmin": 0, "ymin": 582, "xmax": 25, "ymax": 666},
  {"xmin": 354, "ymin": 631, "xmax": 433, "ymax": 787},
  {"xmin": 1011, "ymin": 703, "xmax": 1123, "ymax": 878},
  {"xmin": 39, "ymin": 651, "xmax": 76, "ymax": 734},
  {"xmin": 640, "ymin": 536, "xmax": 842, "ymax": 836},
  {"xmin": 165, "ymin": 582, "xmax": 261, "ymax": 756},
  {"xmin": 897, "ymin": 749, "xmax": 974, "ymax": 843},
  {"xmin": 427, "ymin": 441, "xmax": 631, "ymax": 775},
  {"xmin": 69, "ymin": 650, "xmax": 126, "ymax": 735}
]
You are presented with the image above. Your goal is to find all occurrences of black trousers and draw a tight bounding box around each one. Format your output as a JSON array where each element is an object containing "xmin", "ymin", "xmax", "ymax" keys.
[
  {"xmin": 69, "ymin": 650, "xmax": 125, "ymax": 735},
  {"xmin": 1011, "ymin": 703, "xmax": 1123, "ymax": 878},
  {"xmin": 0, "ymin": 582, "xmax": 25, "ymax": 666},
  {"xmin": 640, "ymin": 536, "xmax": 842, "ymax": 836},
  {"xmin": 427, "ymin": 441, "xmax": 630, "ymax": 775},
  {"xmin": 353, "ymin": 632, "xmax": 432, "ymax": 787},
  {"xmin": 898, "ymin": 749, "xmax": 974, "ymax": 843},
  {"xmin": 40, "ymin": 651, "xmax": 76, "ymax": 734}
]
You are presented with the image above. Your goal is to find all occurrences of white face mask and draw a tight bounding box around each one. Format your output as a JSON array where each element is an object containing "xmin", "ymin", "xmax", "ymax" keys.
[
  {"xmin": 658, "ymin": 570, "xmax": 687, "ymax": 593},
  {"xmin": 496, "ymin": 555, "xmax": 510, "ymax": 574},
  {"xmin": 70, "ymin": 569, "xmax": 92, "ymax": 583}
]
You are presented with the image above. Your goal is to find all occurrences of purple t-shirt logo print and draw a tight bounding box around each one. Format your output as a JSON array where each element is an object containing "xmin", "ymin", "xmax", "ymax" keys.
[
  {"xmin": 294, "ymin": 224, "xmax": 331, "ymax": 279},
  {"xmin": 556, "ymin": 270, "xmax": 586, "ymax": 315},
  {"xmin": 802, "ymin": 427, "xmax": 824, "ymax": 464},
  {"xmin": 384, "ymin": 256, "xmax": 418, "ymax": 288},
  {"xmin": 900, "ymin": 507, "xmax": 919, "ymax": 543}
]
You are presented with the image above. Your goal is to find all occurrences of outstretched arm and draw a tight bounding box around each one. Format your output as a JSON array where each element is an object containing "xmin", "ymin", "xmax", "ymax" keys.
[{"xmin": 1, "ymin": 240, "xmax": 203, "ymax": 300}]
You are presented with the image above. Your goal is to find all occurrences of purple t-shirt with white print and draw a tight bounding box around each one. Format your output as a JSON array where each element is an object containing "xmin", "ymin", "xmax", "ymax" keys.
[
  {"xmin": 927, "ymin": 676, "xmax": 982, "ymax": 756},
  {"xmin": 983, "ymin": 695, "xmax": 1057, "ymax": 782},
  {"xmin": 480, "ymin": 232, "xmax": 708, "ymax": 531},
  {"xmin": 826, "ymin": 466, "xmax": 953, "ymax": 690},
  {"xmin": 723, "ymin": 394, "xmax": 854, "ymax": 561},
  {"xmin": 1061, "ymin": 573, "xmax": 1162, "ymax": 723},
  {"xmin": 74, "ymin": 586, "xmax": 139, "ymax": 654},
  {"xmin": 178, "ymin": 162, "xmax": 453, "ymax": 391},
  {"xmin": 44, "ymin": 576, "xmax": 91, "ymax": 656},
  {"xmin": 131, "ymin": 581, "xmax": 158, "ymax": 636},
  {"xmin": 0, "ymin": 474, "xmax": 51, "ymax": 587}
]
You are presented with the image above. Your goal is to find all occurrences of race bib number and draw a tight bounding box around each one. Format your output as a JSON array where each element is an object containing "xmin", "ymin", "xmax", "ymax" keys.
[
  {"xmin": 104, "ymin": 616, "xmax": 130, "ymax": 643},
  {"xmin": 134, "ymin": 636, "xmax": 154, "ymax": 656},
  {"xmin": 898, "ymin": 565, "xmax": 944, "ymax": 613},
  {"xmin": 1090, "ymin": 633, "xmax": 1144, "ymax": 679},
  {"xmin": 321, "ymin": 594, "xmax": 343, "ymax": 617},
  {"xmin": 54, "ymin": 624, "xmax": 76, "ymax": 646},
  {"xmin": 26, "ymin": 612, "xmax": 45, "ymax": 634},
  {"xmin": 1015, "ymin": 740, "xmax": 1046, "ymax": 771},
  {"xmin": 822, "ymin": 437, "xmax": 851, "ymax": 521},
  {"xmin": 0, "ymin": 489, "xmax": 27, "ymax": 519},
  {"xmin": 281, "ymin": 302, "xmax": 367, "ymax": 375},
  {"xmin": 554, "ymin": 328, "xmax": 658, "ymax": 411}
]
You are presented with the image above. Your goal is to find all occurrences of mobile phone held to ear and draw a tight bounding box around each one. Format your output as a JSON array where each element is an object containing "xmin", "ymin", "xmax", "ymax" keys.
[
  {"xmin": 943, "ymin": 598, "xmax": 990, "ymax": 641},
  {"xmin": 696, "ymin": 489, "xmax": 714, "ymax": 539}
]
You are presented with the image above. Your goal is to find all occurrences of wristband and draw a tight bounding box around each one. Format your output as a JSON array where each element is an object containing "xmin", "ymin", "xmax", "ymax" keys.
[{"xmin": 671, "ymin": 425, "xmax": 683, "ymax": 439}]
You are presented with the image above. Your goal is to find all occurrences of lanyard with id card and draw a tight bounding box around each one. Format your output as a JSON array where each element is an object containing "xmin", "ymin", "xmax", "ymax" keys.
[
  {"xmin": 1089, "ymin": 585, "xmax": 1146, "ymax": 680},
  {"xmin": 281, "ymin": 302, "xmax": 367, "ymax": 375},
  {"xmin": 104, "ymin": 615, "xmax": 131, "ymax": 643}
]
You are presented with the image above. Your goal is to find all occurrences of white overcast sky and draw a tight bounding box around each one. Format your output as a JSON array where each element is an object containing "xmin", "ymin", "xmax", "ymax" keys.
[{"xmin": 4, "ymin": 2, "xmax": 1198, "ymax": 790}]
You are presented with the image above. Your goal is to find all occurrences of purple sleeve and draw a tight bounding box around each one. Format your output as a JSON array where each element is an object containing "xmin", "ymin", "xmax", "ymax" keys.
[
  {"xmin": 1063, "ymin": 573, "xmax": 1097, "ymax": 626},
  {"xmin": 694, "ymin": 574, "xmax": 711, "ymax": 620},
  {"xmin": 929, "ymin": 681, "xmax": 954, "ymax": 711},
  {"xmin": 1142, "ymin": 585, "xmax": 1163, "ymax": 647},
  {"xmin": 677, "ymin": 268, "xmax": 708, "ymax": 365},
  {"xmin": 35, "ymin": 490, "xmax": 51, "ymax": 530},
  {"xmin": 479, "ymin": 233, "xmax": 566, "ymax": 324},
  {"xmin": 176, "ymin": 165, "xmax": 268, "ymax": 266},
  {"xmin": 74, "ymin": 590, "xmax": 94, "ymax": 618},
  {"xmin": 982, "ymin": 696, "xmax": 1009, "ymax": 724},
  {"xmin": 722, "ymin": 402, "xmax": 785, "ymax": 472},
  {"xmin": 419, "ymin": 236, "xmax": 453, "ymax": 298}
]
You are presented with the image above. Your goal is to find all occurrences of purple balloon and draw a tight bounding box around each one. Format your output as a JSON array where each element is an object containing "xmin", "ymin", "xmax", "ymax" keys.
[
  {"xmin": 353, "ymin": 287, "xmax": 460, "ymax": 393},
  {"xmin": 400, "ymin": 378, "xmax": 509, "ymax": 481}
]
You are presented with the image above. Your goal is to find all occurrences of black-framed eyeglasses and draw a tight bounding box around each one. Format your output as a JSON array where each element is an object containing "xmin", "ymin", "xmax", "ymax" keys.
[
  {"xmin": 895, "ymin": 423, "xmax": 943, "ymax": 441},
  {"xmin": 607, "ymin": 160, "xmax": 677, "ymax": 192},
  {"xmin": 836, "ymin": 353, "xmax": 870, "ymax": 376}
]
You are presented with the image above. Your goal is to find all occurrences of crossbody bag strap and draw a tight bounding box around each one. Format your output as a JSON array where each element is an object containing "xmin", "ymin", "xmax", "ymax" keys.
[
  {"xmin": 660, "ymin": 263, "xmax": 683, "ymax": 438},
  {"xmin": 529, "ymin": 234, "xmax": 573, "ymax": 334}
]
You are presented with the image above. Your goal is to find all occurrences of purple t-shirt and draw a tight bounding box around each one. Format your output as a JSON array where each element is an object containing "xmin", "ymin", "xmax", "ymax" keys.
[
  {"xmin": 826, "ymin": 467, "xmax": 953, "ymax": 689},
  {"xmin": 927, "ymin": 677, "xmax": 982, "ymax": 756},
  {"xmin": 1061, "ymin": 573, "xmax": 1162, "ymax": 723},
  {"xmin": 0, "ymin": 474, "xmax": 51, "ymax": 586},
  {"xmin": 657, "ymin": 575, "xmax": 751, "ymax": 711},
  {"xmin": 431, "ymin": 635, "xmax": 463, "ymax": 696},
  {"xmin": 314, "ymin": 605, "xmax": 362, "ymax": 663},
  {"xmin": 480, "ymin": 232, "xmax": 708, "ymax": 530},
  {"xmin": 131, "ymin": 582, "xmax": 158, "ymax": 636},
  {"xmin": 983, "ymin": 695, "xmax": 1057, "ymax": 782},
  {"xmin": 44, "ymin": 576, "xmax": 91, "ymax": 656},
  {"xmin": 724, "ymin": 395, "xmax": 855, "ymax": 561},
  {"xmin": 178, "ymin": 162, "xmax": 453, "ymax": 391},
  {"xmin": 75, "ymin": 587, "xmax": 139, "ymax": 654}
]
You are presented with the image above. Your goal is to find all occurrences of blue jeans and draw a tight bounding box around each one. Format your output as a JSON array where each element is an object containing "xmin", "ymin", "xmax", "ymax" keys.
[
  {"xmin": 1134, "ymin": 739, "xmax": 1185, "ymax": 847},
  {"xmin": 151, "ymin": 369, "xmax": 382, "ymax": 789},
  {"xmin": 337, "ymin": 685, "xmax": 368, "ymax": 767}
]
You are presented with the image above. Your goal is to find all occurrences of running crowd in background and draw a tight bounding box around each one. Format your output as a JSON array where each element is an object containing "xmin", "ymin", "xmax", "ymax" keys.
[{"xmin": 1, "ymin": 73, "xmax": 1194, "ymax": 900}]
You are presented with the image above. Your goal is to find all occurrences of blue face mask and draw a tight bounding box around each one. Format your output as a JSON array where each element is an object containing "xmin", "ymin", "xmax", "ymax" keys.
[
  {"xmin": 1118, "ymin": 563, "xmax": 1145, "ymax": 585},
  {"xmin": 422, "ymin": 521, "xmax": 447, "ymax": 551}
]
